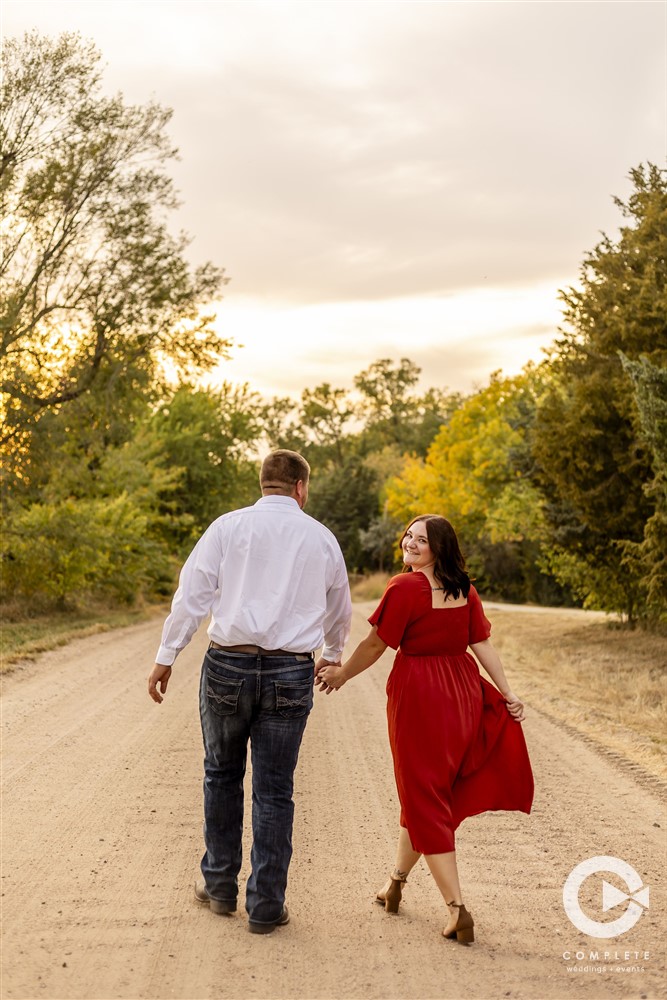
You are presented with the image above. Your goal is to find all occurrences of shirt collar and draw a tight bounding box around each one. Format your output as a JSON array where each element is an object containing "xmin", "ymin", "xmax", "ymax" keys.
[{"xmin": 255, "ymin": 495, "xmax": 301, "ymax": 510}]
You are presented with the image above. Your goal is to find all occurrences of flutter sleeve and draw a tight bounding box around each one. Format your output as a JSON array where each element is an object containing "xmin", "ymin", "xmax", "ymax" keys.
[
  {"xmin": 368, "ymin": 575, "xmax": 418, "ymax": 649},
  {"xmin": 468, "ymin": 586, "xmax": 492, "ymax": 644}
]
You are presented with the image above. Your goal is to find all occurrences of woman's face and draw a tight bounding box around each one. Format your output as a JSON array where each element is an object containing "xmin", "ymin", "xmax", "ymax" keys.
[{"xmin": 402, "ymin": 520, "xmax": 435, "ymax": 572}]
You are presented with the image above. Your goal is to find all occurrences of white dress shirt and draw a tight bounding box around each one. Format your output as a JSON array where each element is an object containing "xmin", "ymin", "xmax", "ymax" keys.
[{"xmin": 156, "ymin": 495, "xmax": 352, "ymax": 666}]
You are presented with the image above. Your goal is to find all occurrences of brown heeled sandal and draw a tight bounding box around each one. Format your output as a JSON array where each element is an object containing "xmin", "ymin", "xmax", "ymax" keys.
[
  {"xmin": 375, "ymin": 868, "xmax": 408, "ymax": 914},
  {"xmin": 442, "ymin": 901, "xmax": 475, "ymax": 944}
]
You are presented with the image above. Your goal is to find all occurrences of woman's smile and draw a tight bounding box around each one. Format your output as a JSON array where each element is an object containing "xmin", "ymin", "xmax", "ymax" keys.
[{"xmin": 402, "ymin": 521, "xmax": 435, "ymax": 571}]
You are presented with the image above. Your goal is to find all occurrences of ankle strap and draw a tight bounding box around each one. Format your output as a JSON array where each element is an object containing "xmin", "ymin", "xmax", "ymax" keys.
[{"xmin": 391, "ymin": 868, "xmax": 408, "ymax": 883}]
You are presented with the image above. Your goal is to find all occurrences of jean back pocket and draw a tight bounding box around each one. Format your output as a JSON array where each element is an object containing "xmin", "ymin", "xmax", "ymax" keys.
[
  {"xmin": 206, "ymin": 673, "xmax": 244, "ymax": 717},
  {"xmin": 274, "ymin": 679, "xmax": 313, "ymax": 719}
]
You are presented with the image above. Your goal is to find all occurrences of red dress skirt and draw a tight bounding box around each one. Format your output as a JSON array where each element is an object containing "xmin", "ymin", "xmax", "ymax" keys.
[{"xmin": 369, "ymin": 573, "xmax": 534, "ymax": 855}]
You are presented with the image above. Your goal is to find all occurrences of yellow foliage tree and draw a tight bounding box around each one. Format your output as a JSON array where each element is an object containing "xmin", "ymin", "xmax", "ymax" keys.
[{"xmin": 385, "ymin": 368, "xmax": 548, "ymax": 551}]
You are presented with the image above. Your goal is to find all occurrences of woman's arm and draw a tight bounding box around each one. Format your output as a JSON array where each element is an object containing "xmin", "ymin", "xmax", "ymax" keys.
[
  {"xmin": 317, "ymin": 626, "xmax": 388, "ymax": 693},
  {"xmin": 469, "ymin": 638, "xmax": 525, "ymax": 721}
]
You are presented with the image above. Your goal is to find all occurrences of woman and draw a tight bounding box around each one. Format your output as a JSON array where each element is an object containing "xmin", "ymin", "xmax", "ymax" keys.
[{"xmin": 317, "ymin": 515, "xmax": 534, "ymax": 944}]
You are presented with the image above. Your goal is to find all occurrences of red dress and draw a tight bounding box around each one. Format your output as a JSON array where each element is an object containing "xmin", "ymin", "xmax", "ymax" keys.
[{"xmin": 369, "ymin": 572, "xmax": 534, "ymax": 854}]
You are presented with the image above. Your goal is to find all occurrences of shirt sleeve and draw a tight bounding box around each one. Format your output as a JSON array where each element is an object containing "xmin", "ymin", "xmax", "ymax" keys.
[
  {"xmin": 468, "ymin": 586, "xmax": 492, "ymax": 644},
  {"xmin": 155, "ymin": 521, "xmax": 223, "ymax": 665},
  {"xmin": 321, "ymin": 543, "xmax": 352, "ymax": 661},
  {"xmin": 368, "ymin": 576, "xmax": 417, "ymax": 650}
]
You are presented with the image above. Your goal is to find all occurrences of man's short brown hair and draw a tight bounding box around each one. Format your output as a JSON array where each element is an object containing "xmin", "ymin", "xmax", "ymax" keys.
[{"xmin": 260, "ymin": 450, "xmax": 310, "ymax": 490}]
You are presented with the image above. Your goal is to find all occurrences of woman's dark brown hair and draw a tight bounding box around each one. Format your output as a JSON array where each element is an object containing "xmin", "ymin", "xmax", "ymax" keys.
[{"xmin": 401, "ymin": 514, "xmax": 471, "ymax": 600}]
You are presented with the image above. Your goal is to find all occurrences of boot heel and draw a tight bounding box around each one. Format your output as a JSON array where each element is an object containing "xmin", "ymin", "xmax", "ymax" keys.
[
  {"xmin": 384, "ymin": 880, "xmax": 402, "ymax": 913},
  {"xmin": 443, "ymin": 902, "xmax": 475, "ymax": 944},
  {"xmin": 376, "ymin": 869, "xmax": 408, "ymax": 914}
]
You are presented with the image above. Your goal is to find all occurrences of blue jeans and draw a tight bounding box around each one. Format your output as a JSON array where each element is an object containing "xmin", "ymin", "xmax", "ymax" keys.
[{"xmin": 199, "ymin": 646, "xmax": 314, "ymax": 924}]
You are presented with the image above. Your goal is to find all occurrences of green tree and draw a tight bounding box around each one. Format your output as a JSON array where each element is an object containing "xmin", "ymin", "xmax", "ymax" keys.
[
  {"xmin": 533, "ymin": 163, "xmax": 667, "ymax": 622},
  {"xmin": 618, "ymin": 354, "xmax": 667, "ymax": 622},
  {"xmin": 1, "ymin": 377, "xmax": 154, "ymax": 507},
  {"xmin": 1, "ymin": 494, "xmax": 171, "ymax": 607},
  {"xmin": 258, "ymin": 396, "xmax": 303, "ymax": 451},
  {"xmin": 306, "ymin": 457, "xmax": 380, "ymax": 572},
  {"xmin": 410, "ymin": 387, "xmax": 464, "ymax": 457},
  {"xmin": 0, "ymin": 32, "xmax": 240, "ymax": 611},
  {"xmin": 147, "ymin": 384, "xmax": 263, "ymax": 548},
  {"xmin": 354, "ymin": 357, "xmax": 420, "ymax": 452},
  {"xmin": 0, "ymin": 31, "xmax": 229, "ymax": 469},
  {"xmin": 0, "ymin": 382, "xmax": 265, "ymax": 606},
  {"xmin": 354, "ymin": 358, "xmax": 458, "ymax": 456},
  {"xmin": 384, "ymin": 368, "xmax": 562, "ymax": 602},
  {"xmin": 359, "ymin": 513, "xmax": 403, "ymax": 572},
  {"xmin": 298, "ymin": 383, "xmax": 354, "ymax": 463}
]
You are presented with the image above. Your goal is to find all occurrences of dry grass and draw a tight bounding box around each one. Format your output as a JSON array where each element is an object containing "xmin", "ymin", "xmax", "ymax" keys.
[
  {"xmin": 349, "ymin": 572, "xmax": 391, "ymax": 602},
  {"xmin": 490, "ymin": 609, "xmax": 667, "ymax": 781},
  {"xmin": 0, "ymin": 602, "xmax": 165, "ymax": 673}
]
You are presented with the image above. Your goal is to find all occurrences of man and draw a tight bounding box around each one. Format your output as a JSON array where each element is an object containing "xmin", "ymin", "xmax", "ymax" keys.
[{"xmin": 147, "ymin": 449, "xmax": 351, "ymax": 934}]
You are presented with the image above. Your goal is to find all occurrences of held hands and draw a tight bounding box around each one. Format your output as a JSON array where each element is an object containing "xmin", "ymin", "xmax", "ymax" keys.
[
  {"xmin": 148, "ymin": 663, "xmax": 172, "ymax": 704},
  {"xmin": 504, "ymin": 691, "xmax": 525, "ymax": 722},
  {"xmin": 314, "ymin": 657, "xmax": 346, "ymax": 695}
]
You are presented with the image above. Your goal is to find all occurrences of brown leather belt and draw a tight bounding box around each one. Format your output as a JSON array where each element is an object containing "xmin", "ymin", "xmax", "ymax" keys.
[{"xmin": 210, "ymin": 642, "xmax": 312, "ymax": 661}]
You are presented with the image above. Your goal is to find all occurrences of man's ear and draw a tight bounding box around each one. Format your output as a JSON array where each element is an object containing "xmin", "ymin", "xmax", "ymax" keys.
[{"xmin": 294, "ymin": 479, "xmax": 307, "ymax": 507}]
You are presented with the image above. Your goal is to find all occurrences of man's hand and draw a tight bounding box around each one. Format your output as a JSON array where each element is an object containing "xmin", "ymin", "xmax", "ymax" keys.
[
  {"xmin": 314, "ymin": 656, "xmax": 339, "ymax": 674},
  {"xmin": 148, "ymin": 663, "xmax": 172, "ymax": 704},
  {"xmin": 314, "ymin": 657, "xmax": 340, "ymax": 693}
]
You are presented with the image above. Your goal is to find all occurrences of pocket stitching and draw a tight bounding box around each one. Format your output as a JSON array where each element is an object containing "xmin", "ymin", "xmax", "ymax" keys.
[
  {"xmin": 205, "ymin": 674, "xmax": 243, "ymax": 716},
  {"xmin": 274, "ymin": 680, "xmax": 313, "ymax": 718}
]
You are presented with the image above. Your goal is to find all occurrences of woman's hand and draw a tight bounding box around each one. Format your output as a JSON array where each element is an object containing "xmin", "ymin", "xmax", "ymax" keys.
[
  {"xmin": 316, "ymin": 663, "xmax": 347, "ymax": 694},
  {"xmin": 504, "ymin": 692, "xmax": 525, "ymax": 722}
]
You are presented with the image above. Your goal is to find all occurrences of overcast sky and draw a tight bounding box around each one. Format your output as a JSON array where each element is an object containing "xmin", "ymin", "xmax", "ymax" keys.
[{"xmin": 3, "ymin": 1, "xmax": 666, "ymax": 397}]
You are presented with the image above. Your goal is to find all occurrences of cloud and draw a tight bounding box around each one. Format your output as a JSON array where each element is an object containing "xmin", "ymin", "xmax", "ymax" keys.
[
  {"xmin": 157, "ymin": 2, "xmax": 665, "ymax": 301},
  {"xmin": 7, "ymin": 1, "xmax": 663, "ymax": 304},
  {"xmin": 208, "ymin": 282, "xmax": 563, "ymax": 397},
  {"xmin": 4, "ymin": 1, "xmax": 664, "ymax": 397}
]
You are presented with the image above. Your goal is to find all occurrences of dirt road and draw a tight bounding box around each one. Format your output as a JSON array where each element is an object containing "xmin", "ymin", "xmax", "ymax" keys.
[{"xmin": 1, "ymin": 605, "xmax": 665, "ymax": 1000}]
